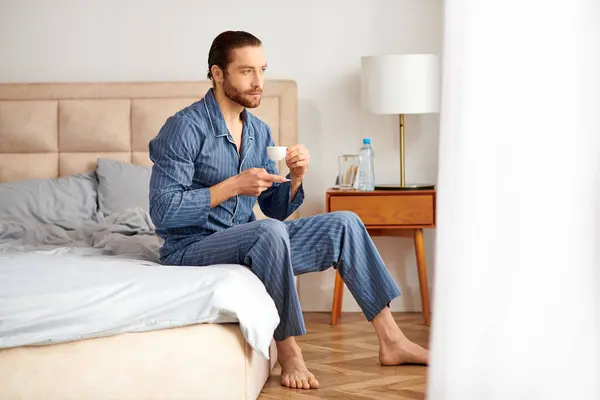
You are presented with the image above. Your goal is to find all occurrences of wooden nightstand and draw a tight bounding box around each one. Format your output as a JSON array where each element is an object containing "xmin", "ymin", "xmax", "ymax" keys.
[{"xmin": 326, "ymin": 188, "xmax": 436, "ymax": 326}]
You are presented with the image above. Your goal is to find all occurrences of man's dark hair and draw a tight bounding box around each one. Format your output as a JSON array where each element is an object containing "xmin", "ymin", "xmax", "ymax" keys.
[{"xmin": 207, "ymin": 31, "xmax": 262, "ymax": 82}]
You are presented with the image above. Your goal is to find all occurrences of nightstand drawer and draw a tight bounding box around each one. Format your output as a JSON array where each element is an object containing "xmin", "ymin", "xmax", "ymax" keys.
[{"xmin": 329, "ymin": 194, "xmax": 434, "ymax": 226}]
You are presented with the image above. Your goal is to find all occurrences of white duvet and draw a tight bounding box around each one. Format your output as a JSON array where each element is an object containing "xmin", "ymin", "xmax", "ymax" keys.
[{"xmin": 0, "ymin": 209, "xmax": 280, "ymax": 360}]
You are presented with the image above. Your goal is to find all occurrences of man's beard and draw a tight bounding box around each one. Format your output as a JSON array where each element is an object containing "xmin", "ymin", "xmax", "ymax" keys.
[{"xmin": 223, "ymin": 78, "xmax": 262, "ymax": 108}]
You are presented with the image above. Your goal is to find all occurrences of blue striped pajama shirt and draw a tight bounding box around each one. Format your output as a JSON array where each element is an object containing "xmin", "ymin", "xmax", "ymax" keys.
[{"xmin": 148, "ymin": 88, "xmax": 401, "ymax": 340}]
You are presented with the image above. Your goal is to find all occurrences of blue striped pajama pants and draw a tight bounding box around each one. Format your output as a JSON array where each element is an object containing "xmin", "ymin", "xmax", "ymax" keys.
[{"xmin": 173, "ymin": 211, "xmax": 401, "ymax": 341}]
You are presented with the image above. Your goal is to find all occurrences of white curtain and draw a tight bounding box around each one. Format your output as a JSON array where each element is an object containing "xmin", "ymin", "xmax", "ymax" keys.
[{"xmin": 428, "ymin": 1, "xmax": 599, "ymax": 399}]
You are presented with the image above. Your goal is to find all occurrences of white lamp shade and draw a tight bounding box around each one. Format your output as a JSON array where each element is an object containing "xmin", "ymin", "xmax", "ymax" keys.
[{"xmin": 361, "ymin": 54, "xmax": 440, "ymax": 114}]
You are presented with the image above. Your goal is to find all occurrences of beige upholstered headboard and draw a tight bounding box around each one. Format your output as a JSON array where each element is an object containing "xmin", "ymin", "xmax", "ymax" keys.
[{"xmin": 0, "ymin": 80, "xmax": 297, "ymax": 183}]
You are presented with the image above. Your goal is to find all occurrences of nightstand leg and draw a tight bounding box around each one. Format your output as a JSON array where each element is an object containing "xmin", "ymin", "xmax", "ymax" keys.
[
  {"xmin": 413, "ymin": 228, "xmax": 431, "ymax": 326},
  {"xmin": 331, "ymin": 271, "xmax": 344, "ymax": 325}
]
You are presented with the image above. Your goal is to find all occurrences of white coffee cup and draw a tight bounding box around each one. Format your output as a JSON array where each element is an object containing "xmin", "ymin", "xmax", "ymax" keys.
[{"xmin": 267, "ymin": 146, "xmax": 287, "ymax": 161}]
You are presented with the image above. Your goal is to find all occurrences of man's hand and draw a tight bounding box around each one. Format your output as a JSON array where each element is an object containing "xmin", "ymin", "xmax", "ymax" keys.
[
  {"xmin": 209, "ymin": 168, "xmax": 287, "ymax": 207},
  {"xmin": 233, "ymin": 168, "xmax": 288, "ymax": 197},
  {"xmin": 285, "ymin": 144, "xmax": 310, "ymax": 181}
]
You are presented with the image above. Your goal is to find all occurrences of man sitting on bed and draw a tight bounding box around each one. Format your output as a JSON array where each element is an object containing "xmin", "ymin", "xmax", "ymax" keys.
[{"xmin": 148, "ymin": 30, "xmax": 429, "ymax": 390}]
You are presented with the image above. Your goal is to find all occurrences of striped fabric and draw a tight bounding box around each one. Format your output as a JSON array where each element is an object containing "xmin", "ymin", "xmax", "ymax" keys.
[
  {"xmin": 176, "ymin": 212, "xmax": 401, "ymax": 341},
  {"xmin": 149, "ymin": 88, "xmax": 401, "ymax": 340},
  {"xmin": 148, "ymin": 88, "xmax": 304, "ymax": 260}
]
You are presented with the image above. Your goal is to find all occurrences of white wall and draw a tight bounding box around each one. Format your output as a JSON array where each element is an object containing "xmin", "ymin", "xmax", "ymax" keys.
[{"xmin": 0, "ymin": 0, "xmax": 443, "ymax": 312}]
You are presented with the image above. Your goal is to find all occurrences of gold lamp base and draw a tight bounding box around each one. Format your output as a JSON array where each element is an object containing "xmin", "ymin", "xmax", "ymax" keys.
[
  {"xmin": 374, "ymin": 183, "xmax": 435, "ymax": 190},
  {"xmin": 378, "ymin": 113, "xmax": 435, "ymax": 191}
]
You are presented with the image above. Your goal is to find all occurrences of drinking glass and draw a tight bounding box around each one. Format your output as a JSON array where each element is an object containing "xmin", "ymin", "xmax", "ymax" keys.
[{"xmin": 337, "ymin": 154, "xmax": 359, "ymax": 189}]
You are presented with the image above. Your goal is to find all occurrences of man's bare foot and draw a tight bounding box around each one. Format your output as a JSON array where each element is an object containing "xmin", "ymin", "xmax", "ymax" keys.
[
  {"xmin": 379, "ymin": 337, "xmax": 429, "ymax": 366},
  {"xmin": 276, "ymin": 337, "xmax": 320, "ymax": 389},
  {"xmin": 371, "ymin": 307, "xmax": 429, "ymax": 366}
]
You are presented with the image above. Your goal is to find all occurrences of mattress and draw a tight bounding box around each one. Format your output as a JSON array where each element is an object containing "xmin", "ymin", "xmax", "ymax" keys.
[
  {"xmin": 0, "ymin": 250, "xmax": 280, "ymax": 360},
  {"xmin": 0, "ymin": 323, "xmax": 278, "ymax": 400},
  {"xmin": 0, "ymin": 220, "xmax": 281, "ymax": 399}
]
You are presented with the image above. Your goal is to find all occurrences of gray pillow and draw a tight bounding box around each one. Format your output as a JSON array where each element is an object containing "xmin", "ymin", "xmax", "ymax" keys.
[
  {"xmin": 96, "ymin": 158, "xmax": 152, "ymax": 215},
  {"xmin": 0, "ymin": 172, "xmax": 99, "ymax": 229}
]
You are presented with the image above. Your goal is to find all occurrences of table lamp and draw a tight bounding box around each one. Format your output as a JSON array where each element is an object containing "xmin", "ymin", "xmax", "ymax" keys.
[{"xmin": 361, "ymin": 54, "xmax": 440, "ymax": 190}]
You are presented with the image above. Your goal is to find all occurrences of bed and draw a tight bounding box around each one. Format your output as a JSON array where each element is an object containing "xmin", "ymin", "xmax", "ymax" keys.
[{"xmin": 0, "ymin": 80, "xmax": 299, "ymax": 400}]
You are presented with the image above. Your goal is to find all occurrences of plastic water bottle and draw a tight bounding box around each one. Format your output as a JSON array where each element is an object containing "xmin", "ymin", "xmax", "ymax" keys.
[{"xmin": 358, "ymin": 138, "xmax": 375, "ymax": 191}]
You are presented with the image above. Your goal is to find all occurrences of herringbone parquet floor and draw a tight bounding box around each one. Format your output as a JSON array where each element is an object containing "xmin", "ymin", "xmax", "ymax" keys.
[{"xmin": 259, "ymin": 312, "xmax": 429, "ymax": 400}]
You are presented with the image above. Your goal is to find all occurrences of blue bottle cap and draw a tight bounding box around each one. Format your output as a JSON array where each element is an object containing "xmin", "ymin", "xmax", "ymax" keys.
[{"xmin": 363, "ymin": 138, "xmax": 371, "ymax": 144}]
